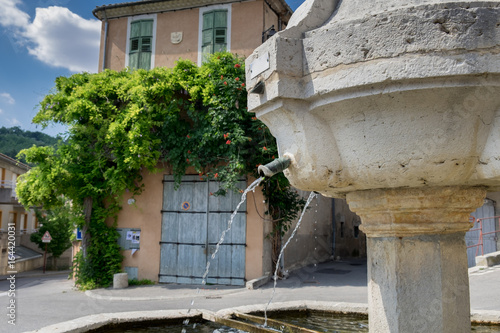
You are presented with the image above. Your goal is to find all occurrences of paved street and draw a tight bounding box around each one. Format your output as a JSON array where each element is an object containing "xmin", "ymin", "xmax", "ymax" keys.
[{"xmin": 0, "ymin": 260, "xmax": 499, "ymax": 332}]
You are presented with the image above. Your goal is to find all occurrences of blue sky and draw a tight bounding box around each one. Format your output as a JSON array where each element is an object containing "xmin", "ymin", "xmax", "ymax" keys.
[{"xmin": 0, "ymin": 0, "xmax": 305, "ymax": 137}]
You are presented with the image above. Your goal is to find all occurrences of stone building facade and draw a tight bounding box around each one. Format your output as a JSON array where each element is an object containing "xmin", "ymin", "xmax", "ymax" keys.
[{"xmin": 91, "ymin": 0, "xmax": 337, "ymax": 285}]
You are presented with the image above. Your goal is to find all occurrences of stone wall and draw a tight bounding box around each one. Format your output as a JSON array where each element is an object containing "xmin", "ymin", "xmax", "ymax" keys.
[
  {"xmin": 333, "ymin": 199, "xmax": 366, "ymax": 259},
  {"xmin": 282, "ymin": 191, "xmax": 333, "ymax": 272},
  {"xmin": 483, "ymin": 192, "xmax": 500, "ymax": 251}
]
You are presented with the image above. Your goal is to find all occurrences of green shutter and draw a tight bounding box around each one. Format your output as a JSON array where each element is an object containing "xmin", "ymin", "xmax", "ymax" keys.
[
  {"xmin": 141, "ymin": 20, "xmax": 153, "ymax": 36},
  {"xmin": 130, "ymin": 21, "xmax": 141, "ymax": 38},
  {"xmin": 215, "ymin": 29, "xmax": 226, "ymax": 44},
  {"xmin": 214, "ymin": 11, "xmax": 227, "ymax": 28},
  {"xmin": 202, "ymin": 10, "xmax": 227, "ymax": 61},
  {"xmin": 129, "ymin": 19, "xmax": 153, "ymax": 70},
  {"xmin": 141, "ymin": 37, "xmax": 152, "ymax": 52},
  {"xmin": 203, "ymin": 12, "xmax": 214, "ymax": 30},
  {"xmin": 130, "ymin": 39, "xmax": 139, "ymax": 52},
  {"xmin": 202, "ymin": 29, "xmax": 213, "ymax": 45},
  {"xmin": 129, "ymin": 53, "xmax": 139, "ymax": 70},
  {"xmin": 139, "ymin": 53, "xmax": 151, "ymax": 71}
]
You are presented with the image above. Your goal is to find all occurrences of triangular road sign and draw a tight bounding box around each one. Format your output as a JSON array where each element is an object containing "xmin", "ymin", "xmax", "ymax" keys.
[{"xmin": 42, "ymin": 231, "xmax": 52, "ymax": 243}]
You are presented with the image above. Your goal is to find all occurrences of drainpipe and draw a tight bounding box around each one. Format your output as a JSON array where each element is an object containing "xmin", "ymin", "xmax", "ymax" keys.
[
  {"xmin": 331, "ymin": 198, "xmax": 336, "ymax": 259},
  {"xmin": 101, "ymin": 9, "xmax": 109, "ymax": 72}
]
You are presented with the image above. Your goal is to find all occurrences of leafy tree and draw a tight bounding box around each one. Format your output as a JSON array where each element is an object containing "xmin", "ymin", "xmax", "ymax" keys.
[
  {"xmin": 30, "ymin": 201, "xmax": 73, "ymax": 269},
  {"xmin": 17, "ymin": 53, "xmax": 304, "ymax": 288},
  {"xmin": 17, "ymin": 68, "xmax": 162, "ymax": 288}
]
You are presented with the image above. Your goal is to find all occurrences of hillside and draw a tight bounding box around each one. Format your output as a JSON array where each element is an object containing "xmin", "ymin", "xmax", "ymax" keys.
[{"xmin": 0, "ymin": 126, "xmax": 59, "ymax": 163}]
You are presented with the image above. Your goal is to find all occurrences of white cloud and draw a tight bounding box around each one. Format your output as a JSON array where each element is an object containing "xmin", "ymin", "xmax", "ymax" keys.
[
  {"xmin": 25, "ymin": 6, "xmax": 101, "ymax": 73},
  {"xmin": 0, "ymin": 109, "xmax": 3, "ymax": 114},
  {"xmin": 9, "ymin": 118, "xmax": 21, "ymax": 126},
  {"xmin": 0, "ymin": 0, "xmax": 30, "ymax": 28},
  {"xmin": 0, "ymin": 93, "xmax": 15, "ymax": 104},
  {"xmin": 1, "ymin": 2, "xmax": 101, "ymax": 73},
  {"xmin": 1, "ymin": 116, "xmax": 22, "ymax": 126}
]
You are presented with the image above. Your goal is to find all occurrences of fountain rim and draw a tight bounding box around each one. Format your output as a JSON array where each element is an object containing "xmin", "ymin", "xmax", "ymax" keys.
[{"xmin": 28, "ymin": 300, "xmax": 500, "ymax": 332}]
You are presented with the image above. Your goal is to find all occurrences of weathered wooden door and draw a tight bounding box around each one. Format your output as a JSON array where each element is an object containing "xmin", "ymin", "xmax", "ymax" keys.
[
  {"xmin": 466, "ymin": 199, "xmax": 497, "ymax": 267},
  {"xmin": 159, "ymin": 175, "xmax": 247, "ymax": 285}
]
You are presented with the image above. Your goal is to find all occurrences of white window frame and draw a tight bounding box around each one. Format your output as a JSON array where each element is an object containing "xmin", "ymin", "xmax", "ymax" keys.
[
  {"xmin": 125, "ymin": 14, "xmax": 158, "ymax": 69},
  {"xmin": 198, "ymin": 4, "xmax": 232, "ymax": 66}
]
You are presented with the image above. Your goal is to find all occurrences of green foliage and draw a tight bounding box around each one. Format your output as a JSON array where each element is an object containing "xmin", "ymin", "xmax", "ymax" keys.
[
  {"xmin": 0, "ymin": 126, "xmax": 59, "ymax": 164},
  {"xmin": 30, "ymin": 200, "xmax": 73, "ymax": 259},
  {"xmin": 17, "ymin": 52, "xmax": 305, "ymax": 289},
  {"xmin": 128, "ymin": 279, "xmax": 155, "ymax": 286},
  {"xmin": 72, "ymin": 205, "xmax": 123, "ymax": 289},
  {"xmin": 263, "ymin": 177, "xmax": 307, "ymax": 237},
  {"xmin": 156, "ymin": 54, "xmax": 275, "ymax": 194}
]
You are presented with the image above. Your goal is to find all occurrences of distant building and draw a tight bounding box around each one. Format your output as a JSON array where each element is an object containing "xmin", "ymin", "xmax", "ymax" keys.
[
  {"xmin": 0, "ymin": 153, "xmax": 44, "ymax": 275},
  {"xmin": 0, "ymin": 153, "xmax": 36, "ymax": 233}
]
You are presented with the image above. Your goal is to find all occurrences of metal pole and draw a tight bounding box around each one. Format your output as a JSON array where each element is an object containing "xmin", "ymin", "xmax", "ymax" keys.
[
  {"xmin": 479, "ymin": 219, "xmax": 484, "ymax": 256},
  {"xmin": 43, "ymin": 243, "xmax": 47, "ymax": 274}
]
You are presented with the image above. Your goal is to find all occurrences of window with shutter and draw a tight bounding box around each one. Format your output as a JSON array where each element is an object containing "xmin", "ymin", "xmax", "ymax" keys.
[
  {"xmin": 202, "ymin": 10, "xmax": 228, "ymax": 62},
  {"xmin": 129, "ymin": 19, "xmax": 153, "ymax": 70}
]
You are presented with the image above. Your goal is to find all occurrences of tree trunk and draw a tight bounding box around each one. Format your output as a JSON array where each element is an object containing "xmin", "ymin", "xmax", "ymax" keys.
[{"xmin": 82, "ymin": 196, "xmax": 93, "ymax": 259}]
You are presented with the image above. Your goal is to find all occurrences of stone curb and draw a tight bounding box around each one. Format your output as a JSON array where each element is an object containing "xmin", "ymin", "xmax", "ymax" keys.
[
  {"xmin": 0, "ymin": 270, "xmax": 71, "ymax": 281},
  {"xmin": 85, "ymin": 286, "xmax": 247, "ymax": 301},
  {"xmin": 245, "ymin": 275, "xmax": 270, "ymax": 290},
  {"xmin": 469, "ymin": 263, "xmax": 500, "ymax": 275},
  {"xmin": 471, "ymin": 310, "xmax": 500, "ymax": 325}
]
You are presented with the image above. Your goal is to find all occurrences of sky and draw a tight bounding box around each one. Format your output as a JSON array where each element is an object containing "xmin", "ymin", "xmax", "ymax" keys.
[{"xmin": 0, "ymin": 0, "xmax": 305, "ymax": 137}]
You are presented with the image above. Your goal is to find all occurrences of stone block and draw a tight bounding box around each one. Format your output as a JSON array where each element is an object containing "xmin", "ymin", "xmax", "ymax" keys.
[
  {"xmin": 475, "ymin": 251, "xmax": 500, "ymax": 267},
  {"xmin": 113, "ymin": 273, "xmax": 128, "ymax": 289},
  {"xmin": 246, "ymin": 275, "xmax": 269, "ymax": 290}
]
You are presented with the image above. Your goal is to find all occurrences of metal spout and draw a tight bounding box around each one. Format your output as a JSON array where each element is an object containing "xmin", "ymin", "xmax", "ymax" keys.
[{"xmin": 258, "ymin": 156, "xmax": 291, "ymax": 177}]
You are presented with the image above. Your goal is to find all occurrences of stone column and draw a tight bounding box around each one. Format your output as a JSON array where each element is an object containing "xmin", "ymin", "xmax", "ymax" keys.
[{"xmin": 347, "ymin": 186, "xmax": 486, "ymax": 333}]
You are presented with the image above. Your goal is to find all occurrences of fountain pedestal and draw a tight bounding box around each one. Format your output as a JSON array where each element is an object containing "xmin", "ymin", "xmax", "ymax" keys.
[{"xmin": 347, "ymin": 187, "xmax": 485, "ymax": 332}]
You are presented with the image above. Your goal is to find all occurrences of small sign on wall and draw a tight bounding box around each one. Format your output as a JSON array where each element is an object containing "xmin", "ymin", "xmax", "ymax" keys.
[
  {"xmin": 250, "ymin": 52, "xmax": 270, "ymax": 79},
  {"xmin": 117, "ymin": 228, "xmax": 141, "ymax": 250},
  {"xmin": 181, "ymin": 201, "xmax": 191, "ymax": 211},
  {"xmin": 126, "ymin": 230, "xmax": 141, "ymax": 244}
]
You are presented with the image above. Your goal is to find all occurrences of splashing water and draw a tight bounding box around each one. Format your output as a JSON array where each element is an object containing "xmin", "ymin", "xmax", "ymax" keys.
[
  {"xmin": 186, "ymin": 177, "xmax": 264, "ymax": 325},
  {"xmin": 263, "ymin": 191, "xmax": 317, "ymax": 326},
  {"xmin": 184, "ymin": 178, "xmax": 264, "ymax": 331},
  {"xmin": 201, "ymin": 176, "xmax": 264, "ymax": 285}
]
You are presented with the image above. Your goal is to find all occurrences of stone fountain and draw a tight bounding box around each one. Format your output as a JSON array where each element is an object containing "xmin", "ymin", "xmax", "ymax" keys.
[{"xmin": 246, "ymin": 0, "xmax": 500, "ymax": 331}]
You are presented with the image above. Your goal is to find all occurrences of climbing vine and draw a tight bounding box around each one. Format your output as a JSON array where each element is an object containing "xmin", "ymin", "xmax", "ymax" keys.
[{"xmin": 17, "ymin": 52, "xmax": 305, "ymax": 288}]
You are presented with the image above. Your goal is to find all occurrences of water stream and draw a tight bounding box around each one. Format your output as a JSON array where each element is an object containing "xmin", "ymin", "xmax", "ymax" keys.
[
  {"xmin": 201, "ymin": 176, "xmax": 265, "ymax": 285},
  {"xmin": 263, "ymin": 191, "xmax": 318, "ymax": 327},
  {"xmin": 185, "ymin": 178, "xmax": 317, "ymax": 332},
  {"xmin": 184, "ymin": 177, "xmax": 265, "ymax": 331}
]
